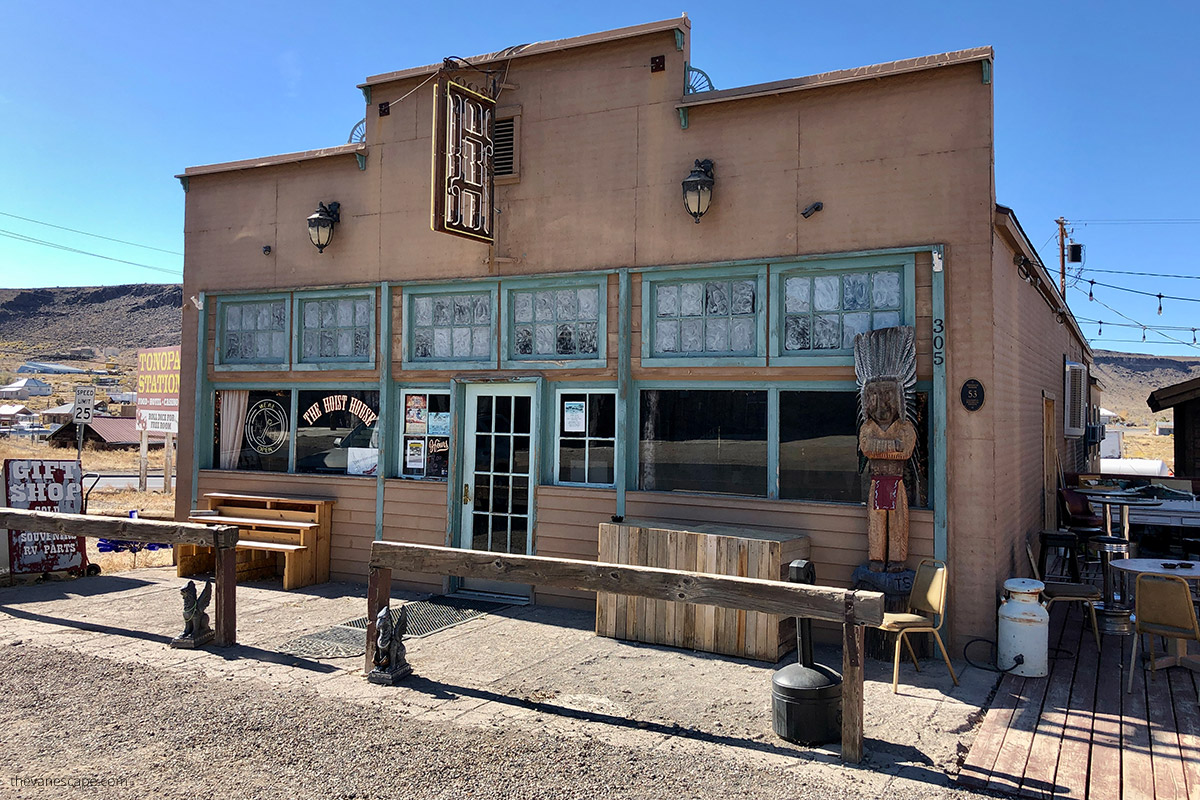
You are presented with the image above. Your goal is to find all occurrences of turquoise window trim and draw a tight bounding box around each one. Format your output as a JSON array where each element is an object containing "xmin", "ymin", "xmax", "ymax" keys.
[
  {"xmin": 640, "ymin": 264, "xmax": 769, "ymax": 368},
  {"xmin": 769, "ymin": 253, "xmax": 916, "ymax": 367},
  {"xmin": 396, "ymin": 384, "xmax": 453, "ymax": 483},
  {"xmin": 214, "ymin": 293, "xmax": 292, "ymax": 371},
  {"xmin": 551, "ymin": 385, "xmax": 618, "ymax": 489},
  {"xmin": 499, "ymin": 274, "xmax": 609, "ymax": 370},
  {"xmin": 291, "ymin": 287, "xmax": 377, "ymax": 370},
  {"xmin": 401, "ymin": 282, "xmax": 500, "ymax": 371},
  {"xmin": 630, "ymin": 379, "xmax": 932, "ymax": 510}
]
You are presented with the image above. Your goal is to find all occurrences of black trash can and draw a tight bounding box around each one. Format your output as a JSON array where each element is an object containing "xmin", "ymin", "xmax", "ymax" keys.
[{"xmin": 771, "ymin": 559, "xmax": 843, "ymax": 745}]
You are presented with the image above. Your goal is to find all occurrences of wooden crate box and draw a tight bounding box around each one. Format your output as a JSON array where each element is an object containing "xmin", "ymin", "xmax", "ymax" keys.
[{"xmin": 596, "ymin": 520, "xmax": 810, "ymax": 662}]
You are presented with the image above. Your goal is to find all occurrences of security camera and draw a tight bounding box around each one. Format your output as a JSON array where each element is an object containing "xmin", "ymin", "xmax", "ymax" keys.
[
  {"xmin": 189, "ymin": 295, "xmax": 203, "ymax": 310},
  {"xmin": 801, "ymin": 201, "xmax": 824, "ymax": 219}
]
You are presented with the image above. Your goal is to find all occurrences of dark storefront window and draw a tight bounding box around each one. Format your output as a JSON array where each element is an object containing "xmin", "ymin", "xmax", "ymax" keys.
[
  {"xmin": 295, "ymin": 390, "xmax": 380, "ymax": 476},
  {"xmin": 779, "ymin": 390, "xmax": 929, "ymax": 506},
  {"xmin": 639, "ymin": 389, "xmax": 768, "ymax": 496},
  {"xmin": 213, "ymin": 389, "xmax": 291, "ymax": 472}
]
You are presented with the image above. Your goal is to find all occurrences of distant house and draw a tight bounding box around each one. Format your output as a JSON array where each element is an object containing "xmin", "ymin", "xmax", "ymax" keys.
[
  {"xmin": 107, "ymin": 392, "xmax": 137, "ymax": 404},
  {"xmin": 1098, "ymin": 407, "xmax": 1119, "ymax": 425},
  {"xmin": 0, "ymin": 378, "xmax": 53, "ymax": 400},
  {"xmin": 69, "ymin": 346, "xmax": 96, "ymax": 360},
  {"xmin": 17, "ymin": 361, "xmax": 87, "ymax": 375},
  {"xmin": 47, "ymin": 417, "xmax": 166, "ymax": 449},
  {"xmin": 40, "ymin": 403, "xmax": 76, "ymax": 427},
  {"xmin": 0, "ymin": 404, "xmax": 37, "ymax": 429},
  {"xmin": 1156, "ymin": 421, "xmax": 1174, "ymax": 436}
]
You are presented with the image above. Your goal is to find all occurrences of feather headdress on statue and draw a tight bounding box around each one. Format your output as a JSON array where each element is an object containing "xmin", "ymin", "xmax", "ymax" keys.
[{"xmin": 854, "ymin": 325, "xmax": 918, "ymax": 425}]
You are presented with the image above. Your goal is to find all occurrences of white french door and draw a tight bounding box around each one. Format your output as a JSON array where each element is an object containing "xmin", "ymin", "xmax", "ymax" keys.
[{"xmin": 458, "ymin": 383, "xmax": 536, "ymax": 597}]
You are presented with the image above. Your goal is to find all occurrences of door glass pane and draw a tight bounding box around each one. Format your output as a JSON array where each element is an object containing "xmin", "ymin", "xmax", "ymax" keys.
[
  {"xmin": 493, "ymin": 435, "xmax": 512, "ymax": 473},
  {"xmin": 512, "ymin": 478, "xmax": 529, "ymax": 516},
  {"xmin": 588, "ymin": 443, "xmax": 614, "ymax": 485},
  {"xmin": 492, "ymin": 475, "xmax": 510, "ymax": 514},
  {"xmin": 495, "ymin": 396, "xmax": 512, "ymax": 433},
  {"xmin": 490, "ymin": 514, "xmax": 509, "ymax": 553},
  {"xmin": 513, "ymin": 396, "xmax": 531, "ymax": 433},
  {"xmin": 472, "ymin": 513, "xmax": 489, "ymax": 550},
  {"xmin": 512, "ymin": 435, "xmax": 530, "ymax": 473},
  {"xmin": 476, "ymin": 396, "xmax": 493, "ymax": 432},
  {"xmin": 475, "ymin": 435, "xmax": 492, "ymax": 472},
  {"xmin": 475, "ymin": 478, "xmax": 491, "ymax": 512},
  {"xmin": 509, "ymin": 516, "xmax": 528, "ymax": 556}
]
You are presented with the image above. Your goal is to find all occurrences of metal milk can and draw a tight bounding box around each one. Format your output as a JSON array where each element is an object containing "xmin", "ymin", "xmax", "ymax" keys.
[{"xmin": 998, "ymin": 578, "xmax": 1048, "ymax": 677}]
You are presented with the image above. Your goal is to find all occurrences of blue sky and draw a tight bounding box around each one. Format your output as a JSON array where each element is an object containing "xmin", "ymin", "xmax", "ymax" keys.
[{"xmin": 1, "ymin": 1, "xmax": 1197, "ymax": 356}]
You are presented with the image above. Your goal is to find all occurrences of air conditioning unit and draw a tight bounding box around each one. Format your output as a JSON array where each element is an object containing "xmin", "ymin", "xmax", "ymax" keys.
[
  {"xmin": 1085, "ymin": 423, "xmax": 1106, "ymax": 447},
  {"xmin": 1064, "ymin": 362, "xmax": 1087, "ymax": 438}
]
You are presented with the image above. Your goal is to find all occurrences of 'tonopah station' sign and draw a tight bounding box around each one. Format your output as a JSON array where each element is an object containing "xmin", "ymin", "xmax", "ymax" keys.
[{"xmin": 136, "ymin": 346, "xmax": 181, "ymax": 434}]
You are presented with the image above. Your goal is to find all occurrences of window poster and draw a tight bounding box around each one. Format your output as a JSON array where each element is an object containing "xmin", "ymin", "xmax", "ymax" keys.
[
  {"xmin": 347, "ymin": 447, "xmax": 378, "ymax": 477},
  {"xmin": 405, "ymin": 439, "xmax": 426, "ymax": 470},
  {"xmin": 428, "ymin": 411, "xmax": 450, "ymax": 436},
  {"xmin": 563, "ymin": 400, "xmax": 586, "ymax": 433},
  {"xmin": 405, "ymin": 395, "xmax": 428, "ymax": 435},
  {"xmin": 426, "ymin": 436, "xmax": 450, "ymax": 478}
]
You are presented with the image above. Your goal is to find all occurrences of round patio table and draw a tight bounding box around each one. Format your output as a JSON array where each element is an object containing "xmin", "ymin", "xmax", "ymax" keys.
[{"xmin": 1110, "ymin": 557, "xmax": 1200, "ymax": 672}]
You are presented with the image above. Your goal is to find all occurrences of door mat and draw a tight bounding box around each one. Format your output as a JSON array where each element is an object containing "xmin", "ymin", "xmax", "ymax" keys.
[{"xmin": 278, "ymin": 596, "xmax": 510, "ymax": 659}]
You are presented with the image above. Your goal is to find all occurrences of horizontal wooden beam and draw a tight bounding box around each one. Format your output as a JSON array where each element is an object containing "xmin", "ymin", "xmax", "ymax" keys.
[
  {"xmin": 369, "ymin": 542, "xmax": 884, "ymax": 626},
  {"xmin": 0, "ymin": 508, "xmax": 239, "ymax": 549}
]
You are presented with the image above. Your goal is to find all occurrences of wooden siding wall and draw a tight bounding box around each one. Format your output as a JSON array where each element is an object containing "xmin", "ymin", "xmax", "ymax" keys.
[{"xmin": 534, "ymin": 486, "xmax": 616, "ymax": 609}]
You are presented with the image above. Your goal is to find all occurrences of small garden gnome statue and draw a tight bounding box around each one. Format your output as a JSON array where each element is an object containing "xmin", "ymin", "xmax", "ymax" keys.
[
  {"xmin": 368, "ymin": 604, "xmax": 412, "ymax": 685},
  {"xmin": 855, "ymin": 326, "xmax": 918, "ymax": 573}
]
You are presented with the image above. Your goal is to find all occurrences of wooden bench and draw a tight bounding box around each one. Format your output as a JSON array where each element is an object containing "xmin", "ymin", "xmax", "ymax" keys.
[{"xmin": 177, "ymin": 492, "xmax": 333, "ymax": 590}]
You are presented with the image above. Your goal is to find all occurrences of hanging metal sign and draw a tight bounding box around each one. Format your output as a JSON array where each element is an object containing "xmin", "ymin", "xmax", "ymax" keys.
[{"xmin": 431, "ymin": 77, "xmax": 495, "ymax": 244}]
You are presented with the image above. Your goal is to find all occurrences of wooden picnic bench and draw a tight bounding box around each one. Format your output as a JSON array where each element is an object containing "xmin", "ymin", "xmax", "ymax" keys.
[{"xmin": 178, "ymin": 492, "xmax": 333, "ymax": 590}]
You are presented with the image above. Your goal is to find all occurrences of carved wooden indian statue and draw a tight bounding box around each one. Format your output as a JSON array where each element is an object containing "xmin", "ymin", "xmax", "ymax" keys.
[{"xmin": 854, "ymin": 326, "xmax": 918, "ymax": 573}]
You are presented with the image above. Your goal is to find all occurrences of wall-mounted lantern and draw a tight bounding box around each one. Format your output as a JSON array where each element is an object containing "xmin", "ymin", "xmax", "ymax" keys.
[
  {"xmin": 307, "ymin": 201, "xmax": 341, "ymax": 253},
  {"xmin": 681, "ymin": 159, "xmax": 715, "ymax": 223}
]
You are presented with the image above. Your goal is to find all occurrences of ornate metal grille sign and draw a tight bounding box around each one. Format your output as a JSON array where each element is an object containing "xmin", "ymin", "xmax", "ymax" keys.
[{"xmin": 431, "ymin": 78, "xmax": 495, "ymax": 244}]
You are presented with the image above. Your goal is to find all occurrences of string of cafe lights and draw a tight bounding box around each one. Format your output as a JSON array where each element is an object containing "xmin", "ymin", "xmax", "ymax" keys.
[{"xmin": 1069, "ymin": 286, "xmax": 1200, "ymax": 350}]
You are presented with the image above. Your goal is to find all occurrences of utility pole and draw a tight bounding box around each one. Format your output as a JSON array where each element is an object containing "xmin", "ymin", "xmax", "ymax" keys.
[{"xmin": 1056, "ymin": 216, "xmax": 1068, "ymax": 295}]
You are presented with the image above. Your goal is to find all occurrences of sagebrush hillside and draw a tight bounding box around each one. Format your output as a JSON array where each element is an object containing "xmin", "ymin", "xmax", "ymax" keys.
[{"xmin": 1092, "ymin": 349, "xmax": 1200, "ymax": 427}]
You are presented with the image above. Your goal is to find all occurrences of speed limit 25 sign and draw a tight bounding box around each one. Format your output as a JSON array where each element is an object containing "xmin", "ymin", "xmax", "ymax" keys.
[{"xmin": 73, "ymin": 386, "xmax": 96, "ymax": 424}]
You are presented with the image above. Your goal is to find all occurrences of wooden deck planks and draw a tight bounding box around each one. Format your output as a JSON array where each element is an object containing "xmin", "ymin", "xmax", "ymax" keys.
[
  {"xmin": 1087, "ymin": 631, "xmax": 1125, "ymax": 800},
  {"xmin": 1166, "ymin": 668, "xmax": 1200, "ymax": 800},
  {"xmin": 1019, "ymin": 605, "xmax": 1076, "ymax": 798},
  {"xmin": 1120, "ymin": 641, "xmax": 1156, "ymax": 800},
  {"xmin": 959, "ymin": 673, "xmax": 1026, "ymax": 788},
  {"xmin": 1146, "ymin": 656, "xmax": 1189, "ymax": 800},
  {"xmin": 959, "ymin": 599, "xmax": 1200, "ymax": 800}
]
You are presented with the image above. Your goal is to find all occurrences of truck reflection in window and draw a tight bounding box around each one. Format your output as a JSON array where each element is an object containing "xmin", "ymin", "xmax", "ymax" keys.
[{"xmin": 295, "ymin": 390, "xmax": 380, "ymax": 476}]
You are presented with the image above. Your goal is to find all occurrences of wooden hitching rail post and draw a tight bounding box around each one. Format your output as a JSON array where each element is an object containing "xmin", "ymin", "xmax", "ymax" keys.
[
  {"xmin": 0, "ymin": 508, "xmax": 240, "ymax": 645},
  {"xmin": 367, "ymin": 541, "xmax": 883, "ymax": 762}
]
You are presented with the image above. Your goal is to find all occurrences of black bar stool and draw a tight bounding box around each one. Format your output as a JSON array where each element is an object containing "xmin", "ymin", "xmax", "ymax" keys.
[{"xmin": 1039, "ymin": 528, "xmax": 1082, "ymax": 582}]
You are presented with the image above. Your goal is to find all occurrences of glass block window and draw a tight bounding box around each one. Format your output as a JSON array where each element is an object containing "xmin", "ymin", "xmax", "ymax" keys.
[
  {"xmin": 221, "ymin": 299, "xmax": 288, "ymax": 364},
  {"xmin": 298, "ymin": 296, "xmax": 373, "ymax": 363},
  {"xmin": 410, "ymin": 292, "xmax": 493, "ymax": 361},
  {"xmin": 511, "ymin": 286, "xmax": 600, "ymax": 359},
  {"xmin": 782, "ymin": 269, "xmax": 902, "ymax": 352},
  {"xmin": 652, "ymin": 278, "xmax": 757, "ymax": 356},
  {"xmin": 556, "ymin": 391, "xmax": 616, "ymax": 486}
]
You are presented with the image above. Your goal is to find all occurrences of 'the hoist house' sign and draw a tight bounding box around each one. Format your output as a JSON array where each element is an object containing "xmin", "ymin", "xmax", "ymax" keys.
[{"xmin": 431, "ymin": 78, "xmax": 495, "ymax": 244}]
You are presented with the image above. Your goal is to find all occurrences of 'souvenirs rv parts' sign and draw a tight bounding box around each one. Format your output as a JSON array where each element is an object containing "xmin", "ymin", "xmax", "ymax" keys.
[
  {"xmin": 136, "ymin": 346, "xmax": 181, "ymax": 434},
  {"xmin": 3, "ymin": 459, "xmax": 85, "ymax": 575}
]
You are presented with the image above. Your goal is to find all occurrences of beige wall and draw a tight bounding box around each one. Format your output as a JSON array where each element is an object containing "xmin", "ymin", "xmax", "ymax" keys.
[{"xmin": 176, "ymin": 27, "xmax": 1086, "ymax": 646}]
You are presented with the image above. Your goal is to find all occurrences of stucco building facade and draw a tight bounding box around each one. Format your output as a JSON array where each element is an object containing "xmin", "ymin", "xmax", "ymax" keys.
[{"xmin": 175, "ymin": 18, "xmax": 1095, "ymax": 645}]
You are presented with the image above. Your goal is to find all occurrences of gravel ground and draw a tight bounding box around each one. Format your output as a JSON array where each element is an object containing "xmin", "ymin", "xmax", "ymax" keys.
[{"xmin": 0, "ymin": 645, "xmax": 991, "ymax": 800}]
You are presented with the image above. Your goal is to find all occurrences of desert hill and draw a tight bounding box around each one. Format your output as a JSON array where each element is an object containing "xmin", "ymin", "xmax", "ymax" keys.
[
  {"xmin": 1092, "ymin": 349, "xmax": 1200, "ymax": 427},
  {"xmin": 0, "ymin": 284, "xmax": 181, "ymax": 359}
]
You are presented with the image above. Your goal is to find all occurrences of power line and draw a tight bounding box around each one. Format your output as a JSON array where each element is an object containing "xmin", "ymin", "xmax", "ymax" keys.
[
  {"xmin": 1072, "ymin": 219, "xmax": 1200, "ymax": 225},
  {"xmin": 0, "ymin": 230, "xmax": 182, "ymax": 277},
  {"xmin": 1080, "ymin": 267, "xmax": 1200, "ymax": 280},
  {"xmin": 0, "ymin": 211, "xmax": 183, "ymax": 255}
]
